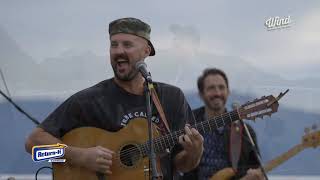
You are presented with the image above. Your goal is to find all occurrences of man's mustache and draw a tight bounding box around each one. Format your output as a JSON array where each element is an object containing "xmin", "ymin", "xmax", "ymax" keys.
[
  {"xmin": 210, "ymin": 96, "xmax": 224, "ymax": 101},
  {"xmin": 114, "ymin": 54, "xmax": 129, "ymax": 61}
]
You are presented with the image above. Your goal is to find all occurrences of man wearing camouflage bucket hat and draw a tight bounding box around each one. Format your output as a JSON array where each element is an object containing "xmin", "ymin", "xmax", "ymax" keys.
[
  {"xmin": 25, "ymin": 17, "xmax": 203, "ymax": 179},
  {"xmin": 109, "ymin": 17, "xmax": 156, "ymax": 56}
]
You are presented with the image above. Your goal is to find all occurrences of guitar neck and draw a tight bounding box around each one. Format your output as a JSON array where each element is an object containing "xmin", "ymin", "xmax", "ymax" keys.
[
  {"xmin": 140, "ymin": 110, "xmax": 240, "ymax": 156},
  {"xmin": 264, "ymin": 143, "xmax": 305, "ymax": 172}
]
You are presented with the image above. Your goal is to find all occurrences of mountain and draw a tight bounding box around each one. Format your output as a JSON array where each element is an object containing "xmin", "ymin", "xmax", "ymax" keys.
[
  {"xmin": 0, "ymin": 26, "xmax": 109, "ymax": 96},
  {"xmin": 0, "ymin": 23, "xmax": 319, "ymax": 176},
  {"xmin": 1, "ymin": 25, "xmax": 318, "ymax": 114},
  {"xmin": 0, "ymin": 91, "xmax": 319, "ymax": 175},
  {"xmin": 0, "ymin": 26, "xmax": 39, "ymax": 94},
  {"xmin": 36, "ymin": 51, "xmax": 109, "ymax": 92}
]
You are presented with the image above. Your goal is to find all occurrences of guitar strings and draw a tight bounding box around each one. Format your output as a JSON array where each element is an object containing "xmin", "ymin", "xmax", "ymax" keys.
[
  {"xmin": 113, "ymin": 110, "xmax": 245, "ymax": 164},
  {"xmin": 113, "ymin": 110, "xmax": 241, "ymax": 162},
  {"xmin": 114, "ymin": 100, "xmax": 274, "ymax": 167}
]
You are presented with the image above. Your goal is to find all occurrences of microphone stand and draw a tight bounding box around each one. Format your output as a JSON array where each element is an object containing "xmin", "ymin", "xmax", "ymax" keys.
[
  {"xmin": 143, "ymin": 75, "xmax": 159, "ymax": 180},
  {"xmin": 238, "ymin": 118, "xmax": 269, "ymax": 180},
  {"xmin": 233, "ymin": 90, "xmax": 289, "ymax": 179}
]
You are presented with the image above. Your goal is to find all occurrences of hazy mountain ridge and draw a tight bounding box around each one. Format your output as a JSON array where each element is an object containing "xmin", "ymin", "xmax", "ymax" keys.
[
  {"xmin": 0, "ymin": 26, "xmax": 38, "ymax": 91},
  {"xmin": 0, "ymin": 92, "xmax": 319, "ymax": 175},
  {"xmin": 1, "ymin": 26, "xmax": 319, "ymax": 96}
]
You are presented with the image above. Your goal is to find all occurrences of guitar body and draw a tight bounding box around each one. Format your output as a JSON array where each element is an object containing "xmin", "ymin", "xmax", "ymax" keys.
[
  {"xmin": 53, "ymin": 118, "xmax": 162, "ymax": 180},
  {"xmin": 210, "ymin": 167, "xmax": 235, "ymax": 180},
  {"xmin": 51, "ymin": 94, "xmax": 282, "ymax": 180}
]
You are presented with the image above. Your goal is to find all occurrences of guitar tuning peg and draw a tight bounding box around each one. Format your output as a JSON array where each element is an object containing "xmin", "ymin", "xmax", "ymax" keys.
[{"xmin": 304, "ymin": 127, "xmax": 310, "ymax": 134}]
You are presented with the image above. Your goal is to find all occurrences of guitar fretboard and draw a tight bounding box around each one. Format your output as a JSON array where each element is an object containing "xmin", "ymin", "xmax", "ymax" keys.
[
  {"xmin": 139, "ymin": 110, "xmax": 240, "ymax": 156},
  {"xmin": 264, "ymin": 143, "xmax": 305, "ymax": 172}
]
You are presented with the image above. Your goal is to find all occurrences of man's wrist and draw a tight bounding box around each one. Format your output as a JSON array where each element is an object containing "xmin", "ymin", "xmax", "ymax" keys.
[
  {"xmin": 65, "ymin": 146, "xmax": 86, "ymax": 167},
  {"xmin": 174, "ymin": 150, "xmax": 200, "ymax": 172}
]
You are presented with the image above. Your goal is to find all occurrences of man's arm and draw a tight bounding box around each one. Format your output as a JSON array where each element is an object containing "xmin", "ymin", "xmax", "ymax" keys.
[
  {"xmin": 25, "ymin": 127, "xmax": 113, "ymax": 174},
  {"xmin": 174, "ymin": 126, "xmax": 204, "ymax": 172},
  {"xmin": 25, "ymin": 127, "xmax": 63, "ymax": 153},
  {"xmin": 25, "ymin": 127, "xmax": 89, "ymax": 168}
]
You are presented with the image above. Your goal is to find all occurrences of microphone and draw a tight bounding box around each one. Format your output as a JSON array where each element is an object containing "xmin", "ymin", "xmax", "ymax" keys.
[{"xmin": 135, "ymin": 61, "xmax": 152, "ymax": 82}]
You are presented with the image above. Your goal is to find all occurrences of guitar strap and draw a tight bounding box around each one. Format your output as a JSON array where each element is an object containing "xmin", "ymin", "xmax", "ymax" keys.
[
  {"xmin": 149, "ymin": 83, "xmax": 171, "ymax": 134},
  {"xmin": 229, "ymin": 121, "xmax": 243, "ymax": 173}
]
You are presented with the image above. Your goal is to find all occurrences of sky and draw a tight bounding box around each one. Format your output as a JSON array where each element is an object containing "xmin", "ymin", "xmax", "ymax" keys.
[{"xmin": 0, "ymin": 0, "xmax": 319, "ymax": 79}]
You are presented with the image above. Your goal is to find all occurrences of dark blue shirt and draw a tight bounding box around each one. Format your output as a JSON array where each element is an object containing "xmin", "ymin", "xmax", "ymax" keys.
[{"xmin": 198, "ymin": 127, "xmax": 229, "ymax": 180}]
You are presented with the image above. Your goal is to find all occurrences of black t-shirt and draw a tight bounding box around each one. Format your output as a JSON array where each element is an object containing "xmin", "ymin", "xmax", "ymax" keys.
[{"xmin": 40, "ymin": 78, "xmax": 194, "ymax": 180}]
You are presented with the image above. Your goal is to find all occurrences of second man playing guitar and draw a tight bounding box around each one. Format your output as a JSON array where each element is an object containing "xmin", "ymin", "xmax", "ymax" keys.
[{"xmin": 182, "ymin": 68, "xmax": 265, "ymax": 180}]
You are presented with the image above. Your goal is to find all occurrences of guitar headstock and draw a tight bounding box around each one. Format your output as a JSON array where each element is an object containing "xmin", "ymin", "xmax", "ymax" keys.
[
  {"xmin": 238, "ymin": 95, "xmax": 279, "ymax": 121},
  {"xmin": 302, "ymin": 124, "xmax": 320, "ymax": 148}
]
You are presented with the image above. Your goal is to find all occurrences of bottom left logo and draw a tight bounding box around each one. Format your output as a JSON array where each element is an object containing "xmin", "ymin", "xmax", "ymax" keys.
[{"xmin": 32, "ymin": 143, "xmax": 67, "ymax": 163}]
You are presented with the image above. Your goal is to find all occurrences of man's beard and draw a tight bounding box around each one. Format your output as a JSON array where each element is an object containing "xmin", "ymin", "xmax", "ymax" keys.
[
  {"xmin": 111, "ymin": 54, "xmax": 139, "ymax": 81},
  {"xmin": 113, "ymin": 67, "xmax": 139, "ymax": 81},
  {"xmin": 204, "ymin": 97, "xmax": 226, "ymax": 113}
]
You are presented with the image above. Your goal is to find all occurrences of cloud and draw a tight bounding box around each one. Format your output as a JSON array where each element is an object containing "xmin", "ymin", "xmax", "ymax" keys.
[
  {"xmin": 0, "ymin": 0, "xmax": 318, "ymax": 78},
  {"xmin": 226, "ymin": 8, "xmax": 320, "ymax": 77},
  {"xmin": 297, "ymin": 10, "xmax": 320, "ymax": 47}
]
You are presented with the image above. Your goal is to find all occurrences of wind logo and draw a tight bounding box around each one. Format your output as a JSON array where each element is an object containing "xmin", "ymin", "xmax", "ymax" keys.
[
  {"xmin": 265, "ymin": 15, "xmax": 291, "ymax": 30},
  {"xmin": 32, "ymin": 143, "xmax": 67, "ymax": 162}
]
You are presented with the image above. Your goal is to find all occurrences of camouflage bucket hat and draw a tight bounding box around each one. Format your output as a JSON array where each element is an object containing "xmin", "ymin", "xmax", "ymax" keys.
[{"xmin": 109, "ymin": 17, "xmax": 155, "ymax": 56}]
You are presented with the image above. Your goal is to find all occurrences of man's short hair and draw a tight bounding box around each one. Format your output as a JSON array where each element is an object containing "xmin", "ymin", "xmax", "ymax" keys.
[{"xmin": 197, "ymin": 68, "xmax": 229, "ymax": 93}]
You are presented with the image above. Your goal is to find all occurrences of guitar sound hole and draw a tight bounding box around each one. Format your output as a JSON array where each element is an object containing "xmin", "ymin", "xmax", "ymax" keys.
[{"xmin": 119, "ymin": 144, "xmax": 141, "ymax": 167}]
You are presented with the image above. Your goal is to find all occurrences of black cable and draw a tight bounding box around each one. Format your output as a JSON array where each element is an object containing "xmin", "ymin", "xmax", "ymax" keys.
[
  {"xmin": 0, "ymin": 67, "xmax": 40, "ymax": 125},
  {"xmin": 35, "ymin": 166, "xmax": 52, "ymax": 180},
  {"xmin": 1, "ymin": 68, "xmax": 46, "ymax": 178},
  {"xmin": 0, "ymin": 68, "xmax": 11, "ymax": 97},
  {"xmin": 0, "ymin": 89, "xmax": 40, "ymax": 125}
]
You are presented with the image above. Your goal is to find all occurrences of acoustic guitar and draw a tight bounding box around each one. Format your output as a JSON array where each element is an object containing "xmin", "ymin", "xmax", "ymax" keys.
[
  {"xmin": 210, "ymin": 124, "xmax": 320, "ymax": 180},
  {"xmin": 53, "ymin": 95, "xmax": 280, "ymax": 180}
]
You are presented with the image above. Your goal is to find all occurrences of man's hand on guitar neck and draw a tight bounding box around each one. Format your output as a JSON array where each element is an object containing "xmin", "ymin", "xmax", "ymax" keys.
[
  {"xmin": 240, "ymin": 168, "xmax": 265, "ymax": 180},
  {"xmin": 174, "ymin": 124, "xmax": 204, "ymax": 172},
  {"xmin": 66, "ymin": 146, "xmax": 114, "ymax": 174}
]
